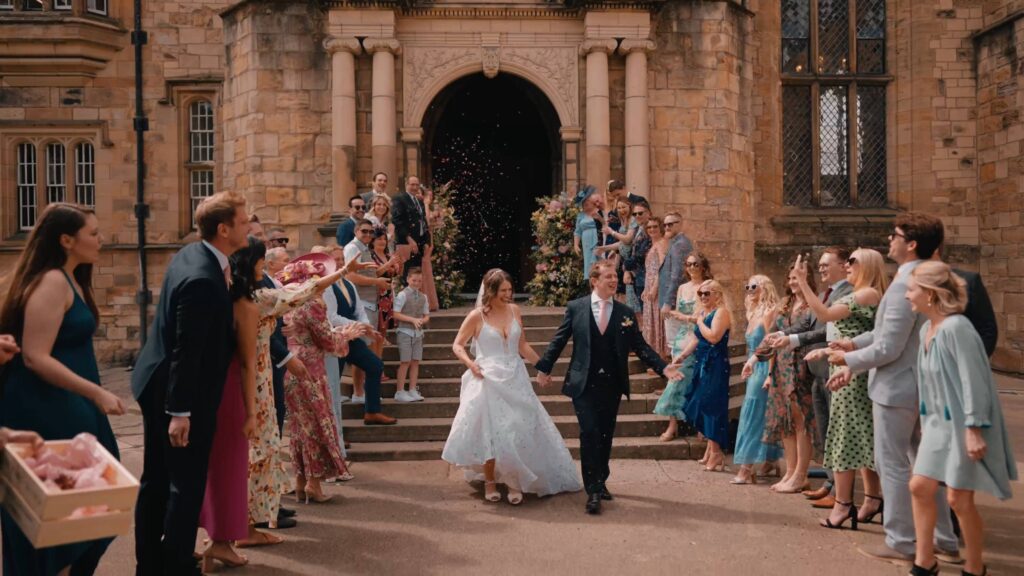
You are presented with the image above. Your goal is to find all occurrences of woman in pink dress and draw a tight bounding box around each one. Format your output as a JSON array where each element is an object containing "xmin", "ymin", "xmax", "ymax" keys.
[{"xmin": 641, "ymin": 217, "xmax": 667, "ymax": 356}]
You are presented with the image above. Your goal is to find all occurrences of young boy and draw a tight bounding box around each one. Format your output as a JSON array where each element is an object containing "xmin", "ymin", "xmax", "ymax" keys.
[{"xmin": 392, "ymin": 267, "xmax": 430, "ymax": 402}]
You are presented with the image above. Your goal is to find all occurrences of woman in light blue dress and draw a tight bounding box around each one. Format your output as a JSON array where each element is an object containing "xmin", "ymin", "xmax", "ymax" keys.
[
  {"xmin": 905, "ymin": 262, "xmax": 1017, "ymax": 576},
  {"xmin": 731, "ymin": 275, "xmax": 783, "ymax": 484},
  {"xmin": 654, "ymin": 253, "xmax": 712, "ymax": 440},
  {"xmin": 573, "ymin": 186, "xmax": 605, "ymax": 280}
]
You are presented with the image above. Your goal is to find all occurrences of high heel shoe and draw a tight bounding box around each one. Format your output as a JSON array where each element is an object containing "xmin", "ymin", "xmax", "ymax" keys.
[
  {"xmin": 484, "ymin": 481, "xmax": 501, "ymax": 502},
  {"xmin": 703, "ymin": 453, "xmax": 727, "ymax": 472},
  {"xmin": 201, "ymin": 547, "xmax": 248, "ymax": 573},
  {"xmin": 820, "ymin": 500, "xmax": 858, "ymax": 530},
  {"xmin": 858, "ymin": 494, "xmax": 884, "ymax": 524},
  {"xmin": 659, "ymin": 430, "xmax": 677, "ymax": 442},
  {"xmin": 507, "ymin": 487, "xmax": 523, "ymax": 505},
  {"xmin": 302, "ymin": 481, "xmax": 333, "ymax": 504},
  {"xmin": 729, "ymin": 466, "xmax": 757, "ymax": 485},
  {"xmin": 909, "ymin": 563, "xmax": 939, "ymax": 576}
]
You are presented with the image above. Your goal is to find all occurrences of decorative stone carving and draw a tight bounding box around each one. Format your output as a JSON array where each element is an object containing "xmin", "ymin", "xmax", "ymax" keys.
[
  {"xmin": 323, "ymin": 36, "xmax": 362, "ymax": 54},
  {"xmin": 501, "ymin": 47, "xmax": 578, "ymax": 125},
  {"xmin": 404, "ymin": 47, "xmax": 480, "ymax": 123},
  {"xmin": 617, "ymin": 38, "xmax": 656, "ymax": 55},
  {"xmin": 365, "ymin": 37, "xmax": 402, "ymax": 55},
  {"xmin": 579, "ymin": 38, "xmax": 617, "ymax": 56},
  {"xmin": 482, "ymin": 46, "xmax": 500, "ymax": 79}
]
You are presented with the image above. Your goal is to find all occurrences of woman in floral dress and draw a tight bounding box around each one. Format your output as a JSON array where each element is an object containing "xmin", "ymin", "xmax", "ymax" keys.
[
  {"xmin": 640, "ymin": 217, "xmax": 667, "ymax": 355},
  {"xmin": 796, "ymin": 250, "xmax": 887, "ymax": 529},
  {"xmin": 237, "ymin": 259, "xmax": 348, "ymax": 545},
  {"xmin": 760, "ymin": 263, "xmax": 818, "ymax": 493},
  {"xmin": 653, "ymin": 252, "xmax": 712, "ymax": 440},
  {"xmin": 280, "ymin": 257, "xmax": 363, "ymax": 503}
]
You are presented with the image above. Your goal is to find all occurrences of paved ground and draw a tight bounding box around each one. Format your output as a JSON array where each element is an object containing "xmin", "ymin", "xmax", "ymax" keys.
[{"xmin": 38, "ymin": 370, "xmax": 1024, "ymax": 575}]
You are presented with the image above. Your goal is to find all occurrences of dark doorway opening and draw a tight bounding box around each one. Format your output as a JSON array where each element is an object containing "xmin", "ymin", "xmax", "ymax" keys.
[{"xmin": 422, "ymin": 73, "xmax": 561, "ymax": 290}]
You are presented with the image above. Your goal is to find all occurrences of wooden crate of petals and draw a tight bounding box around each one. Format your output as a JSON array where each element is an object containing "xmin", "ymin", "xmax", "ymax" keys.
[{"xmin": 0, "ymin": 440, "xmax": 139, "ymax": 548}]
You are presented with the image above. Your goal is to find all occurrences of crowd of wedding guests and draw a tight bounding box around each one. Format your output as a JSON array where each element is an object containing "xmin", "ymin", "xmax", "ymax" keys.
[
  {"xmin": 0, "ymin": 178, "xmax": 1017, "ymax": 576},
  {"xmin": 0, "ymin": 171, "xmax": 447, "ymax": 576}
]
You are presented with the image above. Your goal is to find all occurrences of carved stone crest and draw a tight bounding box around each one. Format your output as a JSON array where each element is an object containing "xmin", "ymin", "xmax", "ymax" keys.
[{"xmin": 482, "ymin": 46, "xmax": 500, "ymax": 79}]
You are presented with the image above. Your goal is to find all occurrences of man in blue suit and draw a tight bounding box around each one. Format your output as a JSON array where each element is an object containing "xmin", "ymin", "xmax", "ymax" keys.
[{"xmin": 335, "ymin": 195, "xmax": 366, "ymax": 247}]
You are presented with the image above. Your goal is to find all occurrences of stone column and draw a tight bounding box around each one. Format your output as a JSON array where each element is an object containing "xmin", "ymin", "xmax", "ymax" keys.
[
  {"xmin": 367, "ymin": 38, "xmax": 401, "ymax": 183},
  {"xmin": 400, "ymin": 127, "xmax": 423, "ymax": 180},
  {"xmin": 560, "ymin": 126, "xmax": 584, "ymax": 194},
  {"xmin": 620, "ymin": 39, "xmax": 655, "ymax": 198},
  {"xmin": 325, "ymin": 37, "xmax": 362, "ymax": 216},
  {"xmin": 581, "ymin": 39, "xmax": 616, "ymax": 190}
]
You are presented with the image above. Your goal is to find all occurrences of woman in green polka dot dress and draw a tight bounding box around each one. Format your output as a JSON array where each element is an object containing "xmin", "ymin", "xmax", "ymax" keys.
[{"xmin": 796, "ymin": 249, "xmax": 889, "ymax": 530}]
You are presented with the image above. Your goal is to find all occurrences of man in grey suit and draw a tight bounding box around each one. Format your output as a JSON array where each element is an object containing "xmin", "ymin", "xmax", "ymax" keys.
[
  {"xmin": 764, "ymin": 246, "xmax": 853, "ymax": 505},
  {"xmin": 829, "ymin": 213, "xmax": 960, "ymax": 565}
]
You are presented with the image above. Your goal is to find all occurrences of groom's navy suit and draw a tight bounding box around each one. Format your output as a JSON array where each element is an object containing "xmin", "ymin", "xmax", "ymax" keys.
[{"xmin": 536, "ymin": 294, "xmax": 667, "ymax": 494}]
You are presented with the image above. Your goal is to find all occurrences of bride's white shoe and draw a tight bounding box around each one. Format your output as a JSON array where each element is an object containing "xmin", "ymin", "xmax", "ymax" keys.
[
  {"xmin": 484, "ymin": 481, "xmax": 501, "ymax": 502},
  {"xmin": 507, "ymin": 488, "xmax": 523, "ymax": 506}
]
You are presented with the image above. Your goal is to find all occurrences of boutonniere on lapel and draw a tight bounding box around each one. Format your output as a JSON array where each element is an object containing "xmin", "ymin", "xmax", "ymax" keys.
[{"xmin": 620, "ymin": 317, "xmax": 634, "ymax": 330}]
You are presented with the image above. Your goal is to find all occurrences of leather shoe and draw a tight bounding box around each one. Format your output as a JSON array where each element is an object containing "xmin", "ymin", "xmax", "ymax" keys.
[
  {"xmin": 253, "ymin": 515, "xmax": 297, "ymax": 529},
  {"xmin": 803, "ymin": 486, "xmax": 831, "ymax": 500},
  {"xmin": 599, "ymin": 487, "xmax": 613, "ymax": 501},
  {"xmin": 811, "ymin": 495, "xmax": 836, "ymax": 508},
  {"xmin": 585, "ymin": 493, "xmax": 602, "ymax": 515},
  {"xmin": 363, "ymin": 413, "xmax": 398, "ymax": 425},
  {"xmin": 279, "ymin": 507, "xmax": 296, "ymax": 518}
]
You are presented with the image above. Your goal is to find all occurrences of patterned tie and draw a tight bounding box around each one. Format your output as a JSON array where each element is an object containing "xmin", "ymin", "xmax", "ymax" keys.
[
  {"xmin": 598, "ymin": 299, "xmax": 610, "ymax": 334},
  {"xmin": 823, "ymin": 287, "xmax": 833, "ymax": 304}
]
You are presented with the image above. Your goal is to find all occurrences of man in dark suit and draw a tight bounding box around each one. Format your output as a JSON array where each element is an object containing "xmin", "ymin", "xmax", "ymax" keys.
[
  {"xmin": 932, "ymin": 247, "xmax": 999, "ymax": 356},
  {"xmin": 335, "ymin": 195, "xmax": 367, "ymax": 247},
  {"xmin": 391, "ymin": 176, "xmax": 431, "ymax": 279},
  {"xmin": 131, "ymin": 192, "xmax": 250, "ymax": 576},
  {"xmin": 607, "ymin": 178, "xmax": 648, "ymax": 207},
  {"xmin": 536, "ymin": 261, "xmax": 680, "ymax": 515}
]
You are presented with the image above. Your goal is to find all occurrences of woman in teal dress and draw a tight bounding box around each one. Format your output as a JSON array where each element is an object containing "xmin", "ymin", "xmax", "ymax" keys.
[
  {"xmin": 573, "ymin": 186, "xmax": 605, "ymax": 280},
  {"xmin": 797, "ymin": 249, "xmax": 887, "ymax": 530},
  {"xmin": 653, "ymin": 252, "xmax": 711, "ymax": 440},
  {"xmin": 905, "ymin": 262, "xmax": 1017, "ymax": 576},
  {"xmin": 731, "ymin": 275, "xmax": 782, "ymax": 484},
  {"xmin": 0, "ymin": 204, "xmax": 126, "ymax": 576},
  {"xmin": 680, "ymin": 280, "xmax": 732, "ymax": 471}
]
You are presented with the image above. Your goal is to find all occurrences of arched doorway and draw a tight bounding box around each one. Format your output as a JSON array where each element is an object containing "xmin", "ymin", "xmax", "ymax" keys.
[{"xmin": 422, "ymin": 73, "xmax": 561, "ymax": 290}]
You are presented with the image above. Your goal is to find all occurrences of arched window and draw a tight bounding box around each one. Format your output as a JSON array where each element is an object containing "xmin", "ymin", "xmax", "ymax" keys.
[
  {"xmin": 781, "ymin": 0, "xmax": 888, "ymax": 208},
  {"xmin": 46, "ymin": 142, "xmax": 66, "ymax": 204},
  {"xmin": 187, "ymin": 99, "xmax": 216, "ymax": 227},
  {"xmin": 75, "ymin": 141, "xmax": 95, "ymax": 207}
]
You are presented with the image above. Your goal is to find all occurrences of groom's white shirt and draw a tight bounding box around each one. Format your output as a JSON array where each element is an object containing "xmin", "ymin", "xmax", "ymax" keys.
[{"xmin": 590, "ymin": 291, "xmax": 613, "ymax": 326}]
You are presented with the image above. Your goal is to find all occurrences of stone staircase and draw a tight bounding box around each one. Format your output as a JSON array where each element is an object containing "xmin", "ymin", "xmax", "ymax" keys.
[{"xmin": 341, "ymin": 307, "xmax": 747, "ymax": 462}]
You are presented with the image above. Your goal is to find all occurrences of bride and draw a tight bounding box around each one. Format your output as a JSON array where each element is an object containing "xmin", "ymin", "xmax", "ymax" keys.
[{"xmin": 442, "ymin": 268, "xmax": 583, "ymax": 504}]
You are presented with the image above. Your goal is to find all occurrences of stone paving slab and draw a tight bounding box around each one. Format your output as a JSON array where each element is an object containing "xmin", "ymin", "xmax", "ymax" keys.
[{"xmin": 20, "ymin": 368, "xmax": 1024, "ymax": 575}]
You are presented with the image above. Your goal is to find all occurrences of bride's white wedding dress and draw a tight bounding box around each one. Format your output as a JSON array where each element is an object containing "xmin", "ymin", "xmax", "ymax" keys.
[{"xmin": 441, "ymin": 318, "xmax": 583, "ymax": 496}]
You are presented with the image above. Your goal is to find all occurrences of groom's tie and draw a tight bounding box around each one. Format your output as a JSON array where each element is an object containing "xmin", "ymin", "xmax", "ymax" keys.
[{"xmin": 597, "ymin": 299, "xmax": 610, "ymax": 334}]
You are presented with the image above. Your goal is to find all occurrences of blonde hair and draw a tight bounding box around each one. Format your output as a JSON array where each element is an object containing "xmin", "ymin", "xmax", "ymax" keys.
[
  {"xmin": 745, "ymin": 274, "xmax": 779, "ymax": 322},
  {"xmin": 912, "ymin": 261, "xmax": 967, "ymax": 315},
  {"xmin": 850, "ymin": 248, "xmax": 890, "ymax": 294},
  {"xmin": 699, "ymin": 279, "xmax": 731, "ymax": 313},
  {"xmin": 371, "ymin": 194, "xmax": 391, "ymax": 219}
]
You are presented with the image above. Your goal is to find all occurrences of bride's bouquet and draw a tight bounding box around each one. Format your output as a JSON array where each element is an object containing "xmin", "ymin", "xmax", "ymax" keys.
[{"xmin": 527, "ymin": 192, "xmax": 585, "ymax": 306}]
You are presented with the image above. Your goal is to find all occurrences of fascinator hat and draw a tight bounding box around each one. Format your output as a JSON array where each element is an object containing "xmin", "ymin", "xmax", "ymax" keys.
[
  {"xmin": 573, "ymin": 185, "xmax": 599, "ymax": 207},
  {"xmin": 277, "ymin": 252, "xmax": 337, "ymax": 286}
]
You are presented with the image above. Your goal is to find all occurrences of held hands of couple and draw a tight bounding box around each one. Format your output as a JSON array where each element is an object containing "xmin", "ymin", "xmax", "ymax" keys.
[
  {"xmin": 662, "ymin": 365, "xmax": 683, "ymax": 381},
  {"xmin": 535, "ymin": 371, "xmax": 553, "ymax": 387}
]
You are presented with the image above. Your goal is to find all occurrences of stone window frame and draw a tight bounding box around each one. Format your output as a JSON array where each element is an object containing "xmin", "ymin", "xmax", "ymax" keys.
[
  {"xmin": 173, "ymin": 85, "xmax": 222, "ymax": 236},
  {"xmin": 2, "ymin": 128, "xmax": 99, "ymax": 238},
  {"xmin": 780, "ymin": 0, "xmax": 892, "ymax": 210}
]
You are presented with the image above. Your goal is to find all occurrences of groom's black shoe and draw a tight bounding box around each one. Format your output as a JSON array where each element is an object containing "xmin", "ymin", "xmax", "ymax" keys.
[
  {"xmin": 585, "ymin": 493, "xmax": 602, "ymax": 515},
  {"xmin": 599, "ymin": 487, "xmax": 614, "ymax": 501}
]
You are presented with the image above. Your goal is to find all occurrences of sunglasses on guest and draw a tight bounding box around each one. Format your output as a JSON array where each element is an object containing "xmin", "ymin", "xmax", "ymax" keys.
[
  {"xmin": 846, "ymin": 257, "xmax": 858, "ymax": 266},
  {"xmin": 744, "ymin": 284, "xmax": 759, "ymax": 292},
  {"xmin": 697, "ymin": 290, "xmax": 714, "ymax": 298},
  {"xmin": 269, "ymin": 237, "xmax": 288, "ymax": 246},
  {"xmin": 352, "ymin": 205, "xmax": 366, "ymax": 212},
  {"xmin": 664, "ymin": 220, "xmax": 680, "ymax": 227},
  {"xmin": 685, "ymin": 261, "xmax": 700, "ymax": 268},
  {"xmin": 631, "ymin": 211, "xmax": 646, "ymax": 217},
  {"xmin": 358, "ymin": 228, "xmax": 374, "ymax": 235}
]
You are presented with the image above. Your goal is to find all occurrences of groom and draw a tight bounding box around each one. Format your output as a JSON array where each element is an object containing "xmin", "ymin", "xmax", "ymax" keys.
[{"xmin": 536, "ymin": 260, "xmax": 680, "ymax": 514}]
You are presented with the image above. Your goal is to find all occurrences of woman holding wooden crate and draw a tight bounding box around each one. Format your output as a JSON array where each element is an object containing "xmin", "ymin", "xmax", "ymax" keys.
[{"xmin": 0, "ymin": 203, "xmax": 126, "ymax": 576}]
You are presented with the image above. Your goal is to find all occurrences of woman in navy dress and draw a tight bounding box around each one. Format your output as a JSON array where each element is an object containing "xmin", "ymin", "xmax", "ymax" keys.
[
  {"xmin": 0, "ymin": 203, "xmax": 126, "ymax": 576},
  {"xmin": 679, "ymin": 280, "xmax": 733, "ymax": 471}
]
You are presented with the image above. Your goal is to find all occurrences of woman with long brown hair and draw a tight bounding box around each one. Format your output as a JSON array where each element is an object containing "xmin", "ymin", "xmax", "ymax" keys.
[
  {"xmin": 0, "ymin": 203, "xmax": 126, "ymax": 576},
  {"xmin": 443, "ymin": 269, "xmax": 582, "ymax": 505}
]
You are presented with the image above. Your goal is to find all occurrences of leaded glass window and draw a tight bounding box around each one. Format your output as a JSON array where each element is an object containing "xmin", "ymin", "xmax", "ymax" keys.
[
  {"xmin": 75, "ymin": 142, "xmax": 96, "ymax": 207},
  {"xmin": 781, "ymin": 0, "xmax": 888, "ymax": 208},
  {"xmin": 187, "ymin": 99, "xmax": 216, "ymax": 227},
  {"xmin": 17, "ymin": 143, "xmax": 37, "ymax": 230}
]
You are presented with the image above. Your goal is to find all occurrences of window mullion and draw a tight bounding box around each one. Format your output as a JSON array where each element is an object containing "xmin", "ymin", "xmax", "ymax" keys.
[
  {"xmin": 810, "ymin": 0, "xmax": 820, "ymax": 75},
  {"xmin": 811, "ymin": 82, "xmax": 822, "ymax": 207},
  {"xmin": 848, "ymin": 0, "xmax": 858, "ymax": 75},
  {"xmin": 849, "ymin": 83, "xmax": 859, "ymax": 207}
]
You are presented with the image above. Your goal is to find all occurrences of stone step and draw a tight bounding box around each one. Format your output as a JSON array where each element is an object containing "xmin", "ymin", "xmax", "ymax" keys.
[
  {"xmin": 347, "ymin": 436, "xmax": 709, "ymax": 462},
  {"xmin": 412, "ymin": 326, "xmax": 748, "ymax": 354},
  {"xmin": 381, "ymin": 341, "xmax": 575, "ymax": 361},
  {"xmin": 343, "ymin": 370, "xmax": 749, "ymax": 398},
  {"xmin": 345, "ymin": 413, "xmax": 709, "ymax": 443},
  {"xmin": 419, "ymin": 308, "xmax": 566, "ymax": 330}
]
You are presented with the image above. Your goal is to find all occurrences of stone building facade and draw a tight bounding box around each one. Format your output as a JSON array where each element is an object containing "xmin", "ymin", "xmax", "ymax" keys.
[{"xmin": 1, "ymin": 0, "xmax": 1023, "ymax": 373}]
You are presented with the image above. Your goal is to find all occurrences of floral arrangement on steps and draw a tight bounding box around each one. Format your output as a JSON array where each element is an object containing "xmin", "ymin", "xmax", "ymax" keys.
[
  {"xmin": 527, "ymin": 192, "xmax": 585, "ymax": 306},
  {"xmin": 428, "ymin": 181, "xmax": 466, "ymax": 309}
]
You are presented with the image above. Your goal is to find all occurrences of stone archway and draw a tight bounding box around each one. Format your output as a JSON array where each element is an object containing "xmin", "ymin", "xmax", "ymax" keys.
[{"xmin": 420, "ymin": 72, "xmax": 562, "ymax": 289}]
